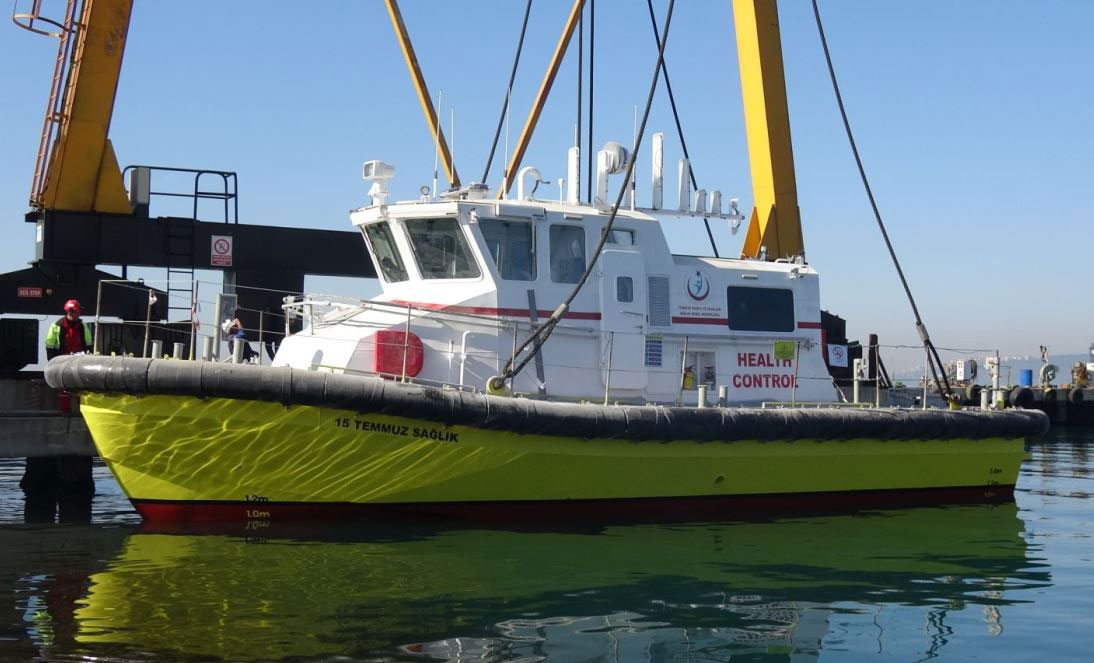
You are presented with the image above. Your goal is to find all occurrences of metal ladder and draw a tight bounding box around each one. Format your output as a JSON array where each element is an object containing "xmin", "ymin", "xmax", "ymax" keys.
[
  {"xmin": 166, "ymin": 222, "xmax": 196, "ymax": 321},
  {"xmin": 13, "ymin": 0, "xmax": 80, "ymax": 207},
  {"xmin": 121, "ymin": 166, "xmax": 239, "ymax": 322}
]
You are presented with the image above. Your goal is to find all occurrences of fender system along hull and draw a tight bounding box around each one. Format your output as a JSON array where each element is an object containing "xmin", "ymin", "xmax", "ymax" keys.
[{"xmin": 48, "ymin": 356, "xmax": 1047, "ymax": 523}]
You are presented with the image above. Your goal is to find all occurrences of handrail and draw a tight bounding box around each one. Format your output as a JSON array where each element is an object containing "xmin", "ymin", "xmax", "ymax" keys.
[{"xmin": 121, "ymin": 165, "xmax": 238, "ymax": 222}]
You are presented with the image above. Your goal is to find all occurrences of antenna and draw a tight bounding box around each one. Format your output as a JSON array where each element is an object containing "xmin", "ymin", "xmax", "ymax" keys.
[
  {"xmin": 651, "ymin": 132, "xmax": 663, "ymax": 209},
  {"xmin": 677, "ymin": 158, "xmax": 690, "ymax": 211},
  {"xmin": 450, "ymin": 107, "xmax": 456, "ymax": 189},
  {"xmin": 629, "ymin": 105, "xmax": 637, "ymax": 209},
  {"xmin": 502, "ymin": 92, "xmax": 511, "ymax": 196},
  {"xmin": 432, "ymin": 89, "xmax": 441, "ymax": 198}
]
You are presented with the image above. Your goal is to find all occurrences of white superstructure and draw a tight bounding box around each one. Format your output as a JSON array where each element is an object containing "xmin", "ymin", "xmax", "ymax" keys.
[{"xmin": 273, "ymin": 157, "xmax": 838, "ymax": 406}]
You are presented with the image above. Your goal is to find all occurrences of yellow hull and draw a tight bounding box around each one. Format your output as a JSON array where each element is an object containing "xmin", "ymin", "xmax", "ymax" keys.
[{"xmin": 79, "ymin": 392, "xmax": 1026, "ymax": 521}]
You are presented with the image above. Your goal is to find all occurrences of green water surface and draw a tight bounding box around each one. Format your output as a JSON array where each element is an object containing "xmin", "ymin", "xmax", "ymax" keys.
[{"xmin": 0, "ymin": 429, "xmax": 1090, "ymax": 662}]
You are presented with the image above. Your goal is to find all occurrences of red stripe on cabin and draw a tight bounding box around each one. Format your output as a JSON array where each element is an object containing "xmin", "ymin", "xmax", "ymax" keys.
[
  {"xmin": 798, "ymin": 321, "xmax": 822, "ymax": 329},
  {"xmin": 671, "ymin": 316, "xmax": 729, "ymax": 325}
]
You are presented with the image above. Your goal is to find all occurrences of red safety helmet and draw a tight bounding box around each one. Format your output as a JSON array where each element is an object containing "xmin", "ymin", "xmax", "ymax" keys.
[{"xmin": 64, "ymin": 299, "xmax": 81, "ymax": 314}]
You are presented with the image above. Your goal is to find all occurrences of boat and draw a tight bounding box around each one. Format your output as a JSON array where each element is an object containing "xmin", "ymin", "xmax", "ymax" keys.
[{"xmin": 44, "ymin": 1, "xmax": 1048, "ymax": 522}]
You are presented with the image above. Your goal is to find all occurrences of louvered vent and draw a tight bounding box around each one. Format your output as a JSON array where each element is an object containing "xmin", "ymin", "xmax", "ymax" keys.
[{"xmin": 647, "ymin": 276, "xmax": 670, "ymax": 326}]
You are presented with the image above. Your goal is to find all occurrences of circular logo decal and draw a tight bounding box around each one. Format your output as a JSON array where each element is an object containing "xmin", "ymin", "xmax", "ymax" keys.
[
  {"xmin": 830, "ymin": 345, "xmax": 845, "ymax": 362},
  {"xmin": 686, "ymin": 270, "xmax": 710, "ymax": 301}
]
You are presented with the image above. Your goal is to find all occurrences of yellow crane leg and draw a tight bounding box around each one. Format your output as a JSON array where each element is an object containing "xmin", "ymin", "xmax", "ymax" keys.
[
  {"xmin": 384, "ymin": 0, "xmax": 460, "ymax": 190},
  {"xmin": 733, "ymin": 0, "xmax": 804, "ymax": 260},
  {"xmin": 39, "ymin": 0, "xmax": 133, "ymax": 214},
  {"xmin": 497, "ymin": 0, "xmax": 585, "ymax": 199}
]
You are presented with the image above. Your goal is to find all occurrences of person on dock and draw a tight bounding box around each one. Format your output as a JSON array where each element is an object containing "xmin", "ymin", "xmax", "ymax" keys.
[
  {"xmin": 225, "ymin": 309, "xmax": 257, "ymax": 362},
  {"xmin": 45, "ymin": 300, "xmax": 93, "ymax": 360}
]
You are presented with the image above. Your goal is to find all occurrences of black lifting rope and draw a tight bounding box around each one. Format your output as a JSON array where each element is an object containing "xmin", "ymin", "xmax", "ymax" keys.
[
  {"xmin": 481, "ymin": 0, "xmax": 534, "ymax": 186},
  {"xmin": 644, "ymin": 0, "xmax": 720, "ymax": 258},
  {"xmin": 811, "ymin": 0, "xmax": 954, "ymax": 402},
  {"xmin": 491, "ymin": 0, "xmax": 677, "ymax": 392}
]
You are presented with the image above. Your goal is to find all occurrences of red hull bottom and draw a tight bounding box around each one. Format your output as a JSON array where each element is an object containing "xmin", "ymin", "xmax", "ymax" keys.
[{"xmin": 133, "ymin": 485, "xmax": 1016, "ymax": 525}]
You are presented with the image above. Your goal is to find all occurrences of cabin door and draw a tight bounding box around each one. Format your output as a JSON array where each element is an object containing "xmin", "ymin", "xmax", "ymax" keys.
[{"xmin": 598, "ymin": 249, "xmax": 647, "ymax": 389}]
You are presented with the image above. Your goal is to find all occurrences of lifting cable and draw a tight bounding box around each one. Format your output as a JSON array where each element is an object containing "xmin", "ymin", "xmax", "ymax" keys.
[
  {"xmin": 811, "ymin": 0, "xmax": 954, "ymax": 401},
  {"xmin": 586, "ymin": 0, "xmax": 596, "ymax": 203},
  {"xmin": 481, "ymin": 0, "xmax": 534, "ymax": 186},
  {"xmin": 491, "ymin": 0, "xmax": 677, "ymax": 391},
  {"xmin": 643, "ymin": 0, "xmax": 720, "ymax": 258}
]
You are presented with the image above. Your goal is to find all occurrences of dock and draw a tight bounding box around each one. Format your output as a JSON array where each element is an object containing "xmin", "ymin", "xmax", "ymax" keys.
[{"xmin": 0, "ymin": 378, "xmax": 95, "ymax": 457}]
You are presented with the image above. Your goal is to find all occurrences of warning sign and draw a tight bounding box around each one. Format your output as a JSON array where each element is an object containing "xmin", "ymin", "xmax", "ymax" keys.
[
  {"xmin": 827, "ymin": 344, "xmax": 848, "ymax": 368},
  {"xmin": 211, "ymin": 235, "xmax": 233, "ymax": 267}
]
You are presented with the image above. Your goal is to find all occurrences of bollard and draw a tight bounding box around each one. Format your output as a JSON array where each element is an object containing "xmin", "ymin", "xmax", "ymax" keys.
[
  {"xmin": 717, "ymin": 385, "xmax": 728, "ymax": 407},
  {"xmin": 980, "ymin": 389, "xmax": 990, "ymax": 411},
  {"xmin": 172, "ymin": 342, "xmax": 185, "ymax": 359},
  {"xmin": 200, "ymin": 336, "xmax": 213, "ymax": 362},
  {"xmin": 232, "ymin": 340, "xmax": 244, "ymax": 364},
  {"xmin": 852, "ymin": 358, "xmax": 863, "ymax": 404},
  {"xmin": 697, "ymin": 384, "xmax": 708, "ymax": 408},
  {"xmin": 150, "ymin": 340, "xmax": 163, "ymax": 359}
]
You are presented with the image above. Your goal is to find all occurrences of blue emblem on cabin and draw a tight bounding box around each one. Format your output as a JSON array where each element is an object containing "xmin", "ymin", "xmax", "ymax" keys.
[{"xmin": 686, "ymin": 271, "xmax": 710, "ymax": 301}]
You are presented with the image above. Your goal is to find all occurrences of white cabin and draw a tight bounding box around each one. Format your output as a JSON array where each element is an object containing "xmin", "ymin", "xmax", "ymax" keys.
[{"xmin": 273, "ymin": 174, "xmax": 838, "ymax": 406}]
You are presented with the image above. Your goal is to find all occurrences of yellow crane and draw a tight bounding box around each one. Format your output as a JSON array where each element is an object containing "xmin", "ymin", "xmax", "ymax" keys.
[
  {"xmin": 16, "ymin": 0, "xmax": 133, "ymax": 214},
  {"xmin": 16, "ymin": 0, "xmax": 805, "ymax": 260}
]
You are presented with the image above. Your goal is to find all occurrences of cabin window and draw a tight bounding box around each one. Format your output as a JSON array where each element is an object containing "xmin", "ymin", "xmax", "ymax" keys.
[
  {"xmin": 726, "ymin": 286, "xmax": 795, "ymax": 332},
  {"xmin": 549, "ymin": 225, "xmax": 586, "ymax": 283},
  {"xmin": 404, "ymin": 218, "xmax": 481, "ymax": 279},
  {"xmin": 605, "ymin": 228, "xmax": 635, "ymax": 245},
  {"xmin": 363, "ymin": 223, "xmax": 408, "ymax": 282},
  {"xmin": 616, "ymin": 276, "xmax": 634, "ymax": 302},
  {"xmin": 479, "ymin": 218, "xmax": 536, "ymax": 280}
]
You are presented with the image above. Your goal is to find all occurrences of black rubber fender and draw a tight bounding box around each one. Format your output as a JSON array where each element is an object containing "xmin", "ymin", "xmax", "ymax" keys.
[
  {"xmin": 1069, "ymin": 388, "xmax": 1085, "ymax": 405},
  {"xmin": 1009, "ymin": 387, "xmax": 1034, "ymax": 408},
  {"xmin": 1041, "ymin": 388, "xmax": 1057, "ymax": 404},
  {"xmin": 964, "ymin": 384, "xmax": 981, "ymax": 405},
  {"xmin": 44, "ymin": 355, "xmax": 1050, "ymax": 442}
]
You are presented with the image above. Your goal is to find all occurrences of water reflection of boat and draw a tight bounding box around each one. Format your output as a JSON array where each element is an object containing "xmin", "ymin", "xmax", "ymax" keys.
[
  {"xmin": 73, "ymin": 505, "xmax": 1047, "ymax": 661},
  {"xmin": 0, "ymin": 525, "xmax": 131, "ymax": 660}
]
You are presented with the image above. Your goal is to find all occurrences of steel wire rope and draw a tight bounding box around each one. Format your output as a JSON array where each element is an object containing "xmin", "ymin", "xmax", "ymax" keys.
[
  {"xmin": 810, "ymin": 0, "xmax": 954, "ymax": 401},
  {"xmin": 644, "ymin": 0, "xmax": 720, "ymax": 258},
  {"xmin": 492, "ymin": 0, "xmax": 677, "ymax": 390},
  {"xmin": 586, "ymin": 0, "xmax": 595, "ymax": 203},
  {"xmin": 481, "ymin": 0, "xmax": 534, "ymax": 185}
]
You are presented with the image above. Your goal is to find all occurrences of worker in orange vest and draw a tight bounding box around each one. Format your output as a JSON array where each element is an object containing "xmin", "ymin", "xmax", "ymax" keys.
[{"xmin": 45, "ymin": 299, "xmax": 93, "ymax": 360}]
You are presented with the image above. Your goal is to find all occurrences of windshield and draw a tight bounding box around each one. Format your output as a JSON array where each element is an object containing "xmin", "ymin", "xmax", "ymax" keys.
[
  {"xmin": 363, "ymin": 223, "xmax": 408, "ymax": 282},
  {"xmin": 405, "ymin": 217, "xmax": 481, "ymax": 279}
]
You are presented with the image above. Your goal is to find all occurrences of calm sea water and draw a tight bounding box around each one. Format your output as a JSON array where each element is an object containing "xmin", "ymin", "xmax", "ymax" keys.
[{"xmin": 0, "ymin": 430, "xmax": 1091, "ymax": 662}]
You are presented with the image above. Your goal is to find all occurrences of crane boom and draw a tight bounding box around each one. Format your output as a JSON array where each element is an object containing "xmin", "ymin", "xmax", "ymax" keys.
[
  {"xmin": 35, "ymin": 0, "xmax": 133, "ymax": 214},
  {"xmin": 733, "ymin": 0, "xmax": 804, "ymax": 260},
  {"xmin": 383, "ymin": 0, "xmax": 460, "ymax": 190}
]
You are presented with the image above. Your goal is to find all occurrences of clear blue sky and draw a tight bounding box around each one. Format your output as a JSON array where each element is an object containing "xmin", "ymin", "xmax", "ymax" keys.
[{"xmin": 1, "ymin": 1, "xmax": 1092, "ymax": 361}]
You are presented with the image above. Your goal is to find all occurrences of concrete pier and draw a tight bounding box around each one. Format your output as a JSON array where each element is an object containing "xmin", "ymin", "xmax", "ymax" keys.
[
  {"xmin": 0, "ymin": 379, "xmax": 97, "ymax": 523},
  {"xmin": 0, "ymin": 411, "xmax": 95, "ymax": 457}
]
